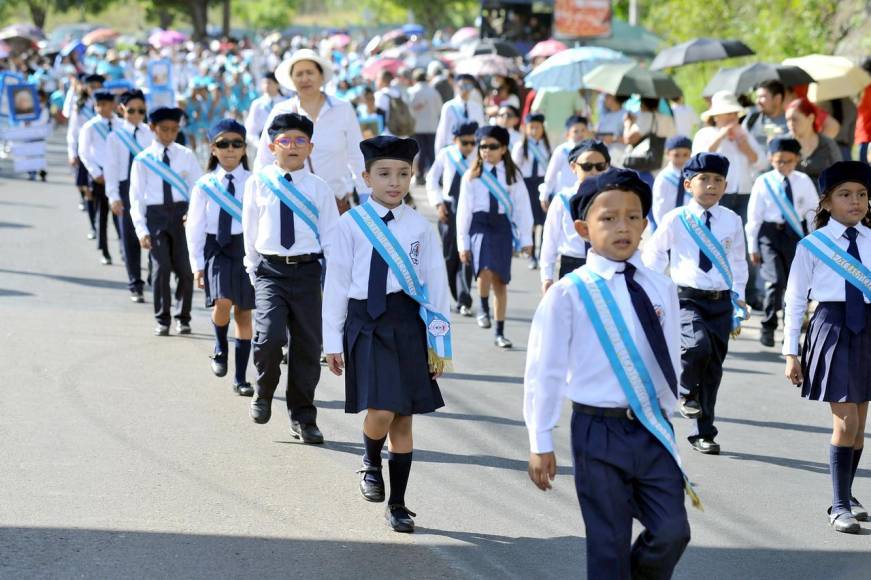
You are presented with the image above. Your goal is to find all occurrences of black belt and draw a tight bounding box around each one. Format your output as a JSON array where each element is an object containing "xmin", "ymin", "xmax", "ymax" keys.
[
  {"xmin": 678, "ymin": 286, "xmax": 730, "ymax": 301},
  {"xmin": 762, "ymin": 221, "xmax": 788, "ymax": 231},
  {"xmin": 261, "ymin": 252, "xmax": 322, "ymax": 265},
  {"xmin": 573, "ymin": 403, "xmax": 635, "ymax": 420}
]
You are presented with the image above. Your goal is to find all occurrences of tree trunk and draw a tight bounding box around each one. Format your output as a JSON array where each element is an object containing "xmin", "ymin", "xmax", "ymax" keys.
[
  {"xmin": 27, "ymin": 1, "xmax": 47, "ymax": 30},
  {"xmin": 190, "ymin": 0, "xmax": 210, "ymax": 41},
  {"xmin": 222, "ymin": 0, "xmax": 231, "ymax": 38}
]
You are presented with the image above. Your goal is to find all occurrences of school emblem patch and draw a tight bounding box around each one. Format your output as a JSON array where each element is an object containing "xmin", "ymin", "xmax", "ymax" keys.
[
  {"xmin": 721, "ymin": 238, "xmax": 732, "ymax": 251},
  {"xmin": 653, "ymin": 304, "xmax": 665, "ymax": 322},
  {"xmin": 409, "ymin": 241, "xmax": 421, "ymax": 265},
  {"xmin": 428, "ymin": 318, "xmax": 451, "ymax": 336}
]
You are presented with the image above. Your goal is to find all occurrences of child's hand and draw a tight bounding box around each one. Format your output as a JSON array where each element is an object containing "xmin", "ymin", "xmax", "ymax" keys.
[
  {"xmin": 460, "ymin": 250, "xmax": 472, "ymax": 264},
  {"xmin": 195, "ymin": 270, "xmax": 205, "ymax": 289},
  {"xmin": 110, "ymin": 200, "xmax": 124, "ymax": 216},
  {"xmin": 436, "ymin": 203, "xmax": 449, "ymax": 224},
  {"xmin": 528, "ymin": 452, "xmax": 556, "ymax": 491},
  {"xmin": 326, "ymin": 353, "xmax": 344, "ymax": 376},
  {"xmin": 521, "ymin": 245, "xmax": 533, "ymax": 257},
  {"xmin": 541, "ymin": 279, "xmax": 553, "ymax": 295},
  {"xmin": 750, "ymin": 252, "xmax": 761, "ymax": 266},
  {"xmin": 785, "ymin": 355, "xmax": 803, "ymax": 385},
  {"xmin": 540, "ymin": 198, "xmax": 550, "ymax": 212},
  {"xmin": 139, "ymin": 235, "xmax": 151, "ymax": 250}
]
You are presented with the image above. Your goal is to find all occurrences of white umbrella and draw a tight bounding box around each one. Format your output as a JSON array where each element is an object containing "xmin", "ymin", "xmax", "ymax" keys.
[{"xmin": 525, "ymin": 47, "xmax": 632, "ymax": 91}]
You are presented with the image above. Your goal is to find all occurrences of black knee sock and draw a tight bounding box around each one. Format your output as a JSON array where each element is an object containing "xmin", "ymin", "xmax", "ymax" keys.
[
  {"xmin": 479, "ymin": 296, "xmax": 490, "ymax": 315},
  {"xmin": 213, "ymin": 322, "xmax": 229, "ymax": 357},
  {"xmin": 387, "ymin": 451, "xmax": 413, "ymax": 506},
  {"xmin": 363, "ymin": 434, "xmax": 387, "ymax": 483},
  {"xmin": 234, "ymin": 338, "xmax": 251, "ymax": 384},
  {"xmin": 495, "ymin": 320, "xmax": 505, "ymax": 336},
  {"xmin": 851, "ymin": 447, "xmax": 863, "ymax": 491},
  {"xmin": 831, "ymin": 444, "xmax": 854, "ymax": 514}
]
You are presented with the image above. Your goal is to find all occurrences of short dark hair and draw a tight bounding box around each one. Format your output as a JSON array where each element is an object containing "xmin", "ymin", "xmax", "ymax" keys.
[
  {"xmin": 364, "ymin": 157, "xmax": 412, "ymax": 172},
  {"xmin": 756, "ymin": 79, "xmax": 785, "ymax": 98},
  {"xmin": 413, "ymin": 70, "xmax": 427, "ymax": 83},
  {"xmin": 379, "ymin": 70, "xmax": 394, "ymax": 83}
]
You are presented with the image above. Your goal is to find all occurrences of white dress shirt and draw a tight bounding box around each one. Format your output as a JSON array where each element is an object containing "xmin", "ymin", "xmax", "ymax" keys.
[
  {"xmin": 244, "ymin": 93, "xmax": 289, "ymax": 147},
  {"xmin": 523, "ymin": 251, "xmax": 680, "ymax": 453},
  {"xmin": 692, "ymin": 126, "xmax": 767, "ymax": 193},
  {"xmin": 77, "ymin": 114, "xmax": 118, "ymax": 179},
  {"xmin": 434, "ymin": 97, "xmax": 485, "ymax": 152},
  {"xmin": 254, "ymin": 94, "xmax": 368, "ymax": 198},
  {"xmin": 538, "ymin": 140, "xmax": 577, "ymax": 202},
  {"xmin": 242, "ymin": 164, "xmax": 340, "ymax": 278},
  {"xmin": 642, "ymin": 199, "xmax": 749, "ymax": 300},
  {"xmin": 425, "ymin": 145, "xmax": 472, "ymax": 208},
  {"xmin": 539, "ymin": 184, "xmax": 587, "ymax": 282},
  {"xmin": 321, "ymin": 199, "xmax": 451, "ymax": 354},
  {"xmin": 186, "ymin": 165, "xmax": 249, "ymax": 272},
  {"xmin": 104, "ymin": 120, "xmax": 154, "ymax": 203},
  {"xmin": 66, "ymin": 103, "xmax": 93, "ymax": 162},
  {"xmin": 651, "ymin": 163, "xmax": 690, "ymax": 227},
  {"xmin": 745, "ymin": 169, "xmax": 819, "ymax": 253},
  {"xmin": 511, "ymin": 138, "xmax": 550, "ymax": 179},
  {"xmin": 783, "ymin": 220, "xmax": 871, "ymax": 356},
  {"xmin": 129, "ymin": 141, "xmax": 203, "ymax": 240},
  {"xmin": 455, "ymin": 161, "xmax": 534, "ymax": 253}
]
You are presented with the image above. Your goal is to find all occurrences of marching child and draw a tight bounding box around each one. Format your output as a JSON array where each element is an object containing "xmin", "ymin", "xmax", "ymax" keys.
[
  {"xmin": 784, "ymin": 161, "xmax": 871, "ymax": 534},
  {"xmin": 525, "ymin": 168, "xmax": 694, "ymax": 579},
  {"xmin": 129, "ymin": 106, "xmax": 202, "ymax": 336},
  {"xmin": 512, "ymin": 113, "xmax": 551, "ymax": 270},
  {"xmin": 539, "ymin": 139, "xmax": 610, "ymax": 294},
  {"xmin": 495, "ymin": 104, "xmax": 522, "ymax": 150},
  {"xmin": 746, "ymin": 137, "xmax": 818, "ymax": 347},
  {"xmin": 650, "ymin": 135, "xmax": 693, "ymax": 228},
  {"xmin": 187, "ymin": 119, "xmax": 255, "ymax": 396},
  {"xmin": 538, "ymin": 115, "xmax": 591, "ymax": 210},
  {"xmin": 322, "ymin": 136, "xmax": 452, "ymax": 533},
  {"xmin": 642, "ymin": 153, "xmax": 748, "ymax": 455},
  {"xmin": 426, "ymin": 121, "xmax": 479, "ymax": 316},
  {"xmin": 456, "ymin": 125, "xmax": 533, "ymax": 348},
  {"xmin": 67, "ymin": 73, "xmax": 104, "ymax": 239},
  {"xmin": 242, "ymin": 113, "xmax": 340, "ymax": 442}
]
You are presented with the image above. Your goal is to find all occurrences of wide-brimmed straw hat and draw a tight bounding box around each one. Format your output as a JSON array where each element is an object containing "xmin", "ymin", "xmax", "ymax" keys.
[
  {"xmin": 274, "ymin": 49, "xmax": 333, "ymax": 91},
  {"xmin": 701, "ymin": 90, "xmax": 746, "ymax": 121}
]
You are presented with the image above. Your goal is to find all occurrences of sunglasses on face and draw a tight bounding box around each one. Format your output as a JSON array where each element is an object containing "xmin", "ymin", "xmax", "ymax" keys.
[
  {"xmin": 274, "ymin": 136, "xmax": 310, "ymax": 148},
  {"xmin": 459, "ymin": 139, "xmax": 476, "ymax": 147},
  {"xmin": 215, "ymin": 140, "xmax": 245, "ymax": 149},
  {"xmin": 497, "ymin": 112, "xmax": 516, "ymax": 118},
  {"xmin": 478, "ymin": 143, "xmax": 503, "ymax": 151},
  {"xmin": 576, "ymin": 162, "xmax": 609, "ymax": 172},
  {"xmin": 126, "ymin": 108, "xmax": 147, "ymax": 115}
]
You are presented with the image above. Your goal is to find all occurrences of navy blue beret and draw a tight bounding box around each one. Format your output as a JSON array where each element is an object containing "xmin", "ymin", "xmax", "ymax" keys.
[
  {"xmin": 565, "ymin": 114, "xmax": 588, "ymax": 129},
  {"xmin": 265, "ymin": 72, "xmax": 278, "ymax": 83},
  {"xmin": 569, "ymin": 168, "xmax": 652, "ymax": 221},
  {"xmin": 360, "ymin": 135, "xmax": 419, "ymax": 164},
  {"xmin": 768, "ymin": 137, "xmax": 801, "ymax": 155},
  {"xmin": 93, "ymin": 90, "xmax": 115, "ymax": 103},
  {"xmin": 453, "ymin": 121, "xmax": 479, "ymax": 137},
  {"xmin": 475, "ymin": 125, "xmax": 510, "ymax": 147},
  {"xmin": 83, "ymin": 73, "xmax": 105, "ymax": 84},
  {"xmin": 209, "ymin": 118, "xmax": 246, "ymax": 141},
  {"xmin": 568, "ymin": 139, "xmax": 610, "ymax": 164},
  {"xmin": 119, "ymin": 89, "xmax": 145, "ymax": 105},
  {"xmin": 148, "ymin": 106, "xmax": 183, "ymax": 124},
  {"xmin": 818, "ymin": 161, "xmax": 871, "ymax": 195},
  {"xmin": 456, "ymin": 74, "xmax": 476, "ymax": 84},
  {"xmin": 525, "ymin": 113, "xmax": 545, "ymax": 124},
  {"xmin": 683, "ymin": 152, "xmax": 730, "ymax": 180},
  {"xmin": 268, "ymin": 113, "xmax": 314, "ymax": 140},
  {"xmin": 665, "ymin": 135, "xmax": 692, "ymax": 151}
]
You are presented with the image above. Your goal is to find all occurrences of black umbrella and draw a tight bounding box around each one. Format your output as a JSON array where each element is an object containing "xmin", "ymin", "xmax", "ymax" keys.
[
  {"xmin": 464, "ymin": 39, "xmax": 521, "ymax": 59},
  {"xmin": 650, "ymin": 38, "xmax": 754, "ymax": 70},
  {"xmin": 702, "ymin": 63, "xmax": 815, "ymax": 97}
]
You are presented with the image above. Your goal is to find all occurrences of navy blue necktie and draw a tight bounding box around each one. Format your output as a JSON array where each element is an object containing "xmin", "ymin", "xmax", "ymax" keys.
[
  {"xmin": 622, "ymin": 262, "xmax": 678, "ymax": 396},
  {"xmin": 161, "ymin": 147, "xmax": 173, "ymax": 206},
  {"xmin": 448, "ymin": 171, "xmax": 461, "ymax": 202},
  {"xmin": 674, "ymin": 172, "xmax": 685, "ymax": 210},
  {"xmin": 280, "ymin": 172, "xmax": 295, "ymax": 249},
  {"xmin": 699, "ymin": 210, "xmax": 713, "ymax": 273},
  {"xmin": 488, "ymin": 165, "xmax": 499, "ymax": 217},
  {"xmin": 530, "ymin": 142, "xmax": 539, "ymax": 177},
  {"xmin": 783, "ymin": 176, "xmax": 794, "ymax": 203},
  {"xmin": 845, "ymin": 227, "xmax": 866, "ymax": 334},
  {"xmin": 127, "ymin": 127, "xmax": 138, "ymax": 172},
  {"xmin": 367, "ymin": 210, "xmax": 395, "ymax": 319},
  {"xmin": 463, "ymin": 102, "xmax": 469, "ymax": 119},
  {"xmin": 217, "ymin": 174, "xmax": 233, "ymax": 247}
]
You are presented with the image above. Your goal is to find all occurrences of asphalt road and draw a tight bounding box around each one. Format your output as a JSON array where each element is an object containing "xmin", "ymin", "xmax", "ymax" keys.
[{"xmin": 1, "ymin": 134, "xmax": 869, "ymax": 579}]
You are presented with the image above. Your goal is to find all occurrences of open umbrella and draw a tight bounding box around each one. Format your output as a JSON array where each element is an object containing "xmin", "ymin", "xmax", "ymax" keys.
[
  {"xmin": 702, "ymin": 63, "xmax": 814, "ymax": 97},
  {"xmin": 402, "ymin": 24, "xmax": 425, "ymax": 36},
  {"xmin": 525, "ymin": 47, "xmax": 631, "ymax": 91},
  {"xmin": 0, "ymin": 24, "xmax": 45, "ymax": 42},
  {"xmin": 583, "ymin": 63, "xmax": 682, "ymax": 99},
  {"xmin": 455, "ymin": 54, "xmax": 520, "ymax": 78},
  {"xmin": 463, "ymin": 39, "xmax": 520, "ymax": 58},
  {"xmin": 527, "ymin": 39, "xmax": 567, "ymax": 60},
  {"xmin": 82, "ymin": 27, "xmax": 119, "ymax": 46},
  {"xmin": 148, "ymin": 29, "xmax": 187, "ymax": 48},
  {"xmin": 650, "ymin": 38, "xmax": 754, "ymax": 71},
  {"xmin": 450, "ymin": 27, "xmax": 479, "ymax": 48},
  {"xmin": 782, "ymin": 54, "xmax": 871, "ymax": 101},
  {"xmin": 362, "ymin": 57, "xmax": 404, "ymax": 81},
  {"xmin": 328, "ymin": 33, "xmax": 351, "ymax": 49}
]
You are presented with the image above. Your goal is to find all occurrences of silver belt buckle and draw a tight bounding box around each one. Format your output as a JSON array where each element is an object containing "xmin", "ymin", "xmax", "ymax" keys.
[
  {"xmin": 626, "ymin": 408, "xmax": 635, "ymax": 421},
  {"xmin": 284, "ymin": 256, "xmax": 295, "ymax": 265}
]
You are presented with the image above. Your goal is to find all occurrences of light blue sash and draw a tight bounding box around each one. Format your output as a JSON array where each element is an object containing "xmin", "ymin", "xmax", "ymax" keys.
[
  {"xmin": 349, "ymin": 203, "xmax": 453, "ymax": 371},
  {"xmin": 115, "ymin": 127, "xmax": 144, "ymax": 157},
  {"xmin": 446, "ymin": 146, "xmax": 469, "ymax": 177},
  {"xmin": 661, "ymin": 168, "xmax": 681, "ymax": 189},
  {"xmin": 762, "ymin": 174, "xmax": 804, "ymax": 237},
  {"xmin": 567, "ymin": 269, "xmax": 701, "ymax": 510},
  {"xmin": 80, "ymin": 106, "xmax": 94, "ymax": 121},
  {"xmin": 260, "ymin": 166, "xmax": 320, "ymax": 242},
  {"xmin": 558, "ymin": 191, "xmax": 572, "ymax": 214},
  {"xmin": 197, "ymin": 174, "xmax": 242, "ymax": 223},
  {"xmin": 800, "ymin": 230, "xmax": 871, "ymax": 301},
  {"xmin": 134, "ymin": 151, "xmax": 190, "ymax": 201},
  {"xmin": 479, "ymin": 169, "xmax": 521, "ymax": 251},
  {"xmin": 93, "ymin": 120, "xmax": 111, "ymax": 140},
  {"xmin": 527, "ymin": 139, "xmax": 549, "ymax": 169},
  {"xmin": 678, "ymin": 209, "xmax": 749, "ymax": 331}
]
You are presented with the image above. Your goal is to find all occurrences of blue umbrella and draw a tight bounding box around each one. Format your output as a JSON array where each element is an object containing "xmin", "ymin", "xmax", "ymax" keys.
[
  {"xmin": 402, "ymin": 24, "xmax": 424, "ymax": 36},
  {"xmin": 525, "ymin": 47, "xmax": 631, "ymax": 91}
]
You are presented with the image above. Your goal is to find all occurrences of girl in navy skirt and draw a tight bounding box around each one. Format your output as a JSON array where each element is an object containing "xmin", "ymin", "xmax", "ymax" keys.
[
  {"xmin": 511, "ymin": 113, "xmax": 550, "ymax": 271},
  {"xmin": 323, "ymin": 136, "xmax": 451, "ymax": 534},
  {"xmin": 186, "ymin": 119, "xmax": 255, "ymax": 396},
  {"xmin": 784, "ymin": 161, "xmax": 871, "ymax": 534},
  {"xmin": 456, "ymin": 125, "xmax": 534, "ymax": 349}
]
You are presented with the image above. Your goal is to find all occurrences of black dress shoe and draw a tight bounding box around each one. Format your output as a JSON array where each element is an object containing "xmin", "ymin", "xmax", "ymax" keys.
[
  {"xmin": 233, "ymin": 382, "xmax": 254, "ymax": 397},
  {"xmin": 154, "ymin": 324, "xmax": 170, "ymax": 336},
  {"xmin": 385, "ymin": 504, "xmax": 416, "ymax": 533},
  {"xmin": 130, "ymin": 292, "xmax": 145, "ymax": 304},
  {"xmin": 210, "ymin": 353, "xmax": 228, "ymax": 377},
  {"xmin": 357, "ymin": 465, "xmax": 385, "ymax": 502},
  {"xmin": 249, "ymin": 397, "xmax": 271, "ymax": 424},
  {"xmin": 679, "ymin": 396, "xmax": 702, "ymax": 419},
  {"xmin": 760, "ymin": 328, "xmax": 775, "ymax": 347},
  {"xmin": 290, "ymin": 421, "xmax": 324, "ymax": 444},
  {"xmin": 101, "ymin": 255, "xmax": 112, "ymax": 265},
  {"xmin": 176, "ymin": 321, "xmax": 192, "ymax": 335},
  {"xmin": 690, "ymin": 438, "xmax": 720, "ymax": 455}
]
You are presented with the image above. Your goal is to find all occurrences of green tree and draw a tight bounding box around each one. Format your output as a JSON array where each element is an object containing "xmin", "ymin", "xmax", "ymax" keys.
[
  {"xmin": 0, "ymin": 0, "xmax": 118, "ymax": 29},
  {"xmin": 232, "ymin": 0, "xmax": 296, "ymax": 31},
  {"xmin": 142, "ymin": 0, "xmax": 211, "ymax": 39},
  {"xmin": 356, "ymin": 0, "xmax": 478, "ymax": 31}
]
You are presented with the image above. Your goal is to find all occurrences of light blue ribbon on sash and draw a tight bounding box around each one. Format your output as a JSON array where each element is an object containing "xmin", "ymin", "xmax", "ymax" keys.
[
  {"xmin": 197, "ymin": 174, "xmax": 242, "ymax": 223},
  {"xmin": 115, "ymin": 127, "xmax": 144, "ymax": 157},
  {"xmin": 81, "ymin": 106, "xmax": 94, "ymax": 121},
  {"xmin": 527, "ymin": 140, "xmax": 549, "ymax": 169},
  {"xmin": 479, "ymin": 169, "xmax": 521, "ymax": 251},
  {"xmin": 260, "ymin": 167, "xmax": 320, "ymax": 242},
  {"xmin": 661, "ymin": 169, "xmax": 681, "ymax": 189},
  {"xmin": 134, "ymin": 151, "xmax": 190, "ymax": 201},
  {"xmin": 678, "ymin": 210, "xmax": 749, "ymax": 331},
  {"xmin": 762, "ymin": 174, "xmax": 804, "ymax": 238},
  {"xmin": 567, "ymin": 268, "xmax": 702, "ymax": 510},
  {"xmin": 93, "ymin": 120, "xmax": 111, "ymax": 140},
  {"xmin": 349, "ymin": 203, "xmax": 453, "ymax": 370},
  {"xmin": 800, "ymin": 230, "xmax": 871, "ymax": 301},
  {"xmin": 558, "ymin": 191, "xmax": 572, "ymax": 214},
  {"xmin": 446, "ymin": 146, "xmax": 469, "ymax": 177}
]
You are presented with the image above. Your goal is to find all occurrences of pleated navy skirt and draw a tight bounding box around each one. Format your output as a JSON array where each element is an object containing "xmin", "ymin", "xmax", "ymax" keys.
[
  {"xmin": 203, "ymin": 234, "xmax": 255, "ymax": 310},
  {"xmin": 800, "ymin": 302, "xmax": 871, "ymax": 402},
  {"xmin": 524, "ymin": 176, "xmax": 546, "ymax": 225},
  {"xmin": 343, "ymin": 292, "xmax": 444, "ymax": 416},
  {"xmin": 75, "ymin": 162, "xmax": 89, "ymax": 187},
  {"xmin": 470, "ymin": 211, "xmax": 513, "ymax": 284}
]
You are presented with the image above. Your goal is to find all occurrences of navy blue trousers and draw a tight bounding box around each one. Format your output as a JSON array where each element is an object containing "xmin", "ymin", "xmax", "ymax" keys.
[
  {"xmin": 758, "ymin": 222, "xmax": 800, "ymax": 331},
  {"xmin": 146, "ymin": 203, "xmax": 192, "ymax": 326},
  {"xmin": 571, "ymin": 411, "xmax": 690, "ymax": 580},
  {"xmin": 118, "ymin": 181, "xmax": 144, "ymax": 293}
]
